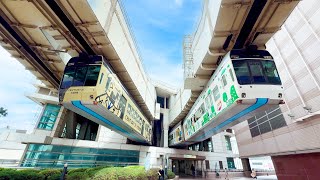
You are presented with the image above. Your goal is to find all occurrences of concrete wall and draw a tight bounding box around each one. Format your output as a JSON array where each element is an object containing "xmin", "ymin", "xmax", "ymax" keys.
[
  {"xmin": 234, "ymin": 0, "xmax": 320, "ymax": 157},
  {"xmin": 0, "ymin": 129, "xmax": 27, "ymax": 166},
  {"xmin": 168, "ymin": 88, "xmax": 191, "ymax": 124}
]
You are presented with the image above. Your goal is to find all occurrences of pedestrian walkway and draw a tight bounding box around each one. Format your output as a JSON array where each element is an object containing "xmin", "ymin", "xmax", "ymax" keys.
[
  {"xmin": 177, "ymin": 174, "xmax": 252, "ymax": 180},
  {"xmin": 179, "ymin": 177, "xmax": 252, "ymax": 180},
  {"xmin": 178, "ymin": 175, "xmax": 277, "ymax": 180}
]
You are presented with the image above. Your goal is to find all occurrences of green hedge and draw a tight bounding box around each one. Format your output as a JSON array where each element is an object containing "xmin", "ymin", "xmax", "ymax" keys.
[
  {"xmin": 0, "ymin": 169, "xmax": 45, "ymax": 180},
  {"xmin": 0, "ymin": 166, "xmax": 174, "ymax": 180},
  {"xmin": 167, "ymin": 170, "xmax": 175, "ymax": 179}
]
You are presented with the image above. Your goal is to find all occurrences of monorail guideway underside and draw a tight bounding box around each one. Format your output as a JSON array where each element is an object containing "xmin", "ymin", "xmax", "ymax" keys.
[{"xmin": 0, "ymin": 0, "xmax": 301, "ymax": 147}]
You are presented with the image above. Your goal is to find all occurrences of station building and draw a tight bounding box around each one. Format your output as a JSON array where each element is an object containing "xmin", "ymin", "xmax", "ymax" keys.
[
  {"xmin": 233, "ymin": 0, "xmax": 320, "ymax": 179},
  {"xmin": 0, "ymin": 83, "xmax": 241, "ymax": 175}
]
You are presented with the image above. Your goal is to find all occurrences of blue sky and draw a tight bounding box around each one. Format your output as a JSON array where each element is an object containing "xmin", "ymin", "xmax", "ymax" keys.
[
  {"xmin": 0, "ymin": 0, "xmax": 201, "ymax": 131},
  {"xmin": 121, "ymin": 0, "xmax": 201, "ymax": 87},
  {"xmin": 0, "ymin": 47, "xmax": 41, "ymax": 132}
]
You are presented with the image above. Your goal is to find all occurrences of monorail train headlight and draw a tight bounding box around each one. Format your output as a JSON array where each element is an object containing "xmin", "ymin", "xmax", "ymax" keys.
[
  {"xmin": 241, "ymin": 93, "xmax": 246, "ymax": 98},
  {"xmin": 278, "ymin": 93, "xmax": 282, "ymax": 98},
  {"xmin": 264, "ymin": 56, "xmax": 272, "ymax": 59}
]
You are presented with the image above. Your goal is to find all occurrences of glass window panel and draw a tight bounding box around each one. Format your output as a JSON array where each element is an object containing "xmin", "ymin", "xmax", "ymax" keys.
[
  {"xmin": 266, "ymin": 106, "xmax": 279, "ymax": 113},
  {"xmin": 269, "ymin": 115, "xmax": 287, "ymax": 130},
  {"xmin": 222, "ymin": 75, "xmax": 227, "ymax": 87},
  {"xmin": 37, "ymin": 123, "xmax": 54, "ymax": 130},
  {"xmin": 119, "ymin": 95, "xmax": 127, "ymax": 119},
  {"xmin": 257, "ymin": 116, "xmax": 268, "ymax": 124},
  {"xmin": 157, "ymin": 96, "xmax": 165, "ymax": 108},
  {"xmin": 70, "ymin": 147, "xmax": 91, "ymax": 154},
  {"xmin": 262, "ymin": 60, "xmax": 282, "ymax": 85},
  {"xmin": 233, "ymin": 60, "xmax": 251, "ymax": 85},
  {"xmin": 106, "ymin": 77, "xmax": 112, "ymax": 90},
  {"xmin": 61, "ymin": 66, "xmax": 75, "ymax": 89},
  {"xmin": 229, "ymin": 69, "xmax": 235, "ymax": 82},
  {"xmin": 259, "ymin": 121, "xmax": 272, "ymax": 134},
  {"xmin": 268, "ymin": 108, "xmax": 282, "ymax": 119},
  {"xmin": 255, "ymin": 111, "xmax": 267, "ymax": 120},
  {"xmin": 249, "ymin": 121, "xmax": 257, "ymax": 128},
  {"xmin": 73, "ymin": 66, "xmax": 87, "ymax": 86},
  {"xmin": 22, "ymin": 144, "xmax": 140, "ymax": 168},
  {"xmin": 37, "ymin": 104, "xmax": 60, "ymax": 130},
  {"xmin": 247, "ymin": 116, "xmax": 256, "ymax": 124},
  {"xmin": 212, "ymin": 86, "xmax": 220, "ymax": 101},
  {"xmin": 99, "ymin": 73, "xmax": 104, "ymax": 84},
  {"xmin": 248, "ymin": 61, "xmax": 267, "ymax": 83},
  {"xmin": 84, "ymin": 65, "xmax": 101, "ymax": 86},
  {"xmin": 225, "ymin": 136, "xmax": 232, "ymax": 151},
  {"xmin": 250, "ymin": 126, "xmax": 260, "ymax": 137}
]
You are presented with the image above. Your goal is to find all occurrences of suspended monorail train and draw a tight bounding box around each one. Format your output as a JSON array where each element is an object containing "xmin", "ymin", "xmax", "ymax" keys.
[
  {"xmin": 169, "ymin": 49, "xmax": 284, "ymax": 146},
  {"xmin": 59, "ymin": 55, "xmax": 152, "ymax": 144}
]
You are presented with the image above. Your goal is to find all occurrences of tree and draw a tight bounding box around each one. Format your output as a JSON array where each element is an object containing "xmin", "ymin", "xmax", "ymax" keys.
[{"xmin": 0, "ymin": 107, "xmax": 8, "ymax": 117}]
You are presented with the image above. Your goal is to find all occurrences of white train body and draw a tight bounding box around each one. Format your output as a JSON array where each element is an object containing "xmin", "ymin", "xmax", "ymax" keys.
[{"xmin": 170, "ymin": 49, "xmax": 284, "ymax": 146}]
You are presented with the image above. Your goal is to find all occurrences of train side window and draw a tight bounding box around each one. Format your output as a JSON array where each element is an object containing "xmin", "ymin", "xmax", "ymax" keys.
[
  {"xmin": 106, "ymin": 77, "xmax": 112, "ymax": 90},
  {"xmin": 212, "ymin": 86, "xmax": 220, "ymax": 101},
  {"xmin": 99, "ymin": 73, "xmax": 104, "ymax": 84},
  {"xmin": 232, "ymin": 60, "xmax": 251, "ymax": 85},
  {"xmin": 222, "ymin": 75, "xmax": 227, "ymax": 87},
  {"xmin": 119, "ymin": 95, "xmax": 127, "ymax": 119},
  {"xmin": 229, "ymin": 69, "xmax": 235, "ymax": 82},
  {"xmin": 205, "ymin": 96, "xmax": 211, "ymax": 110}
]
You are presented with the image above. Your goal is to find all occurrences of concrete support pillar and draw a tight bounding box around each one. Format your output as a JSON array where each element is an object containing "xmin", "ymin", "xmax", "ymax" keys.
[
  {"xmin": 85, "ymin": 123, "xmax": 92, "ymax": 140},
  {"xmin": 78, "ymin": 120, "xmax": 89, "ymax": 140},
  {"xmin": 162, "ymin": 109, "xmax": 169, "ymax": 148},
  {"xmin": 51, "ymin": 106, "xmax": 66, "ymax": 138},
  {"xmin": 241, "ymin": 158, "xmax": 251, "ymax": 177},
  {"xmin": 65, "ymin": 111, "xmax": 77, "ymax": 139}
]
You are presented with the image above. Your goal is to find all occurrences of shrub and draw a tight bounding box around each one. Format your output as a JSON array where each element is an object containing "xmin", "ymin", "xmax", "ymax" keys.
[
  {"xmin": 19, "ymin": 169, "xmax": 40, "ymax": 174},
  {"xmin": 67, "ymin": 172, "xmax": 89, "ymax": 180},
  {"xmin": 146, "ymin": 168, "xmax": 159, "ymax": 180},
  {"xmin": 167, "ymin": 170, "xmax": 175, "ymax": 179},
  {"xmin": 0, "ymin": 169, "xmax": 45, "ymax": 180},
  {"xmin": 47, "ymin": 173, "xmax": 61, "ymax": 180},
  {"xmin": 39, "ymin": 169, "xmax": 61, "ymax": 180},
  {"xmin": 91, "ymin": 166, "xmax": 147, "ymax": 180},
  {"xmin": 68, "ymin": 168, "xmax": 87, "ymax": 175}
]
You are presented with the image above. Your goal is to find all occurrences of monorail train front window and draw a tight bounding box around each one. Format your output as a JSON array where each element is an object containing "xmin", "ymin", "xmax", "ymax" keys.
[
  {"xmin": 262, "ymin": 61, "xmax": 281, "ymax": 84},
  {"xmin": 61, "ymin": 65, "xmax": 101, "ymax": 89},
  {"xmin": 232, "ymin": 60, "xmax": 281, "ymax": 85},
  {"xmin": 84, "ymin": 66, "xmax": 101, "ymax": 86},
  {"xmin": 61, "ymin": 66, "xmax": 75, "ymax": 89}
]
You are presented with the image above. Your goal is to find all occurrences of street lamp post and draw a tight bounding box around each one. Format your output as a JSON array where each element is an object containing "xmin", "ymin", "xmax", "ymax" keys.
[{"xmin": 60, "ymin": 163, "xmax": 68, "ymax": 180}]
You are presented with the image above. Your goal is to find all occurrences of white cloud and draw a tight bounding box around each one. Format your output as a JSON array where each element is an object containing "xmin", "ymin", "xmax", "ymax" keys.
[
  {"xmin": 0, "ymin": 47, "xmax": 41, "ymax": 132},
  {"xmin": 174, "ymin": 0, "xmax": 184, "ymax": 7},
  {"xmin": 143, "ymin": 49, "xmax": 183, "ymax": 88}
]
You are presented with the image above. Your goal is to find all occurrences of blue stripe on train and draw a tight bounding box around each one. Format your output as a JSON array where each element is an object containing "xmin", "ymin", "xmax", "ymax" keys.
[
  {"xmin": 194, "ymin": 98, "xmax": 268, "ymax": 141},
  {"xmin": 71, "ymin": 100, "xmax": 143, "ymax": 142}
]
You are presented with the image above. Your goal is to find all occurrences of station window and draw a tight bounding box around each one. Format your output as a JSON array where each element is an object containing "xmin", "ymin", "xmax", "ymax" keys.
[
  {"xmin": 37, "ymin": 104, "xmax": 61, "ymax": 130},
  {"xmin": 227, "ymin": 157, "xmax": 236, "ymax": 169},
  {"xmin": 248, "ymin": 106, "xmax": 287, "ymax": 137},
  {"xmin": 225, "ymin": 136, "xmax": 232, "ymax": 151},
  {"xmin": 157, "ymin": 96, "xmax": 165, "ymax": 108},
  {"xmin": 21, "ymin": 144, "xmax": 140, "ymax": 168}
]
